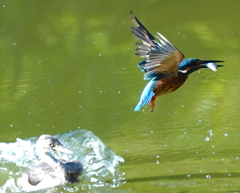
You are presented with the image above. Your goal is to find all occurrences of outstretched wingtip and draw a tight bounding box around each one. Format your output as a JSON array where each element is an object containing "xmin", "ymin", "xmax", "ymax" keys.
[
  {"xmin": 129, "ymin": 11, "xmax": 156, "ymax": 42},
  {"xmin": 130, "ymin": 10, "xmax": 139, "ymax": 26},
  {"xmin": 129, "ymin": 10, "xmax": 135, "ymax": 18}
]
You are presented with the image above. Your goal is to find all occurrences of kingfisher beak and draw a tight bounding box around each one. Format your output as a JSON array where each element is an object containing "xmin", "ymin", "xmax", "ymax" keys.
[{"xmin": 202, "ymin": 60, "xmax": 224, "ymax": 72}]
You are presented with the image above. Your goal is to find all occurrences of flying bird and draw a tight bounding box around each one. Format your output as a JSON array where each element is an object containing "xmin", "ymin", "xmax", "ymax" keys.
[{"xmin": 130, "ymin": 12, "xmax": 224, "ymax": 111}]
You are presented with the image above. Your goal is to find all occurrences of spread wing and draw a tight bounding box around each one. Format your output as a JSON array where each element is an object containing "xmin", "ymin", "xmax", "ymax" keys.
[{"xmin": 130, "ymin": 12, "xmax": 185, "ymax": 79}]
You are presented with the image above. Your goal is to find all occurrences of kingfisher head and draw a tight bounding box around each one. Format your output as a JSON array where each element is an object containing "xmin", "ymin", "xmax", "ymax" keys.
[{"xmin": 178, "ymin": 58, "xmax": 224, "ymax": 75}]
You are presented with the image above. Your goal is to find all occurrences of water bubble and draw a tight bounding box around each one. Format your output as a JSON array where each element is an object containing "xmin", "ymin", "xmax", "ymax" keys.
[
  {"xmin": 208, "ymin": 129, "xmax": 213, "ymax": 137},
  {"xmin": 206, "ymin": 174, "xmax": 211, "ymax": 179}
]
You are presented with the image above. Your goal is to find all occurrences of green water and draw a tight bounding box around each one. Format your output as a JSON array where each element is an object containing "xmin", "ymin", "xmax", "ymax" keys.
[{"xmin": 0, "ymin": 0, "xmax": 240, "ymax": 192}]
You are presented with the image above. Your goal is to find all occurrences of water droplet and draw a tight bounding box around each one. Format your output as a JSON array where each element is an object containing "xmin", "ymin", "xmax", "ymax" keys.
[
  {"xmin": 206, "ymin": 174, "xmax": 211, "ymax": 179},
  {"xmin": 205, "ymin": 137, "xmax": 210, "ymax": 141}
]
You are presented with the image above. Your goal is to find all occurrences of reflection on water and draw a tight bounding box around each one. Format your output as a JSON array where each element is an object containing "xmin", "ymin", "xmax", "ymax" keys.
[
  {"xmin": 0, "ymin": 67, "xmax": 31, "ymax": 111},
  {"xmin": 0, "ymin": 129, "xmax": 124, "ymax": 192}
]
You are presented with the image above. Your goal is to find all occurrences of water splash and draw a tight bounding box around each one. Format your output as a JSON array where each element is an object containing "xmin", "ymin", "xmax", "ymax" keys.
[{"xmin": 0, "ymin": 129, "xmax": 124, "ymax": 192}]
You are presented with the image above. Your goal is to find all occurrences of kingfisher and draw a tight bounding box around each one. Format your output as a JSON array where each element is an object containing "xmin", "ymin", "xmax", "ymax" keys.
[{"xmin": 130, "ymin": 12, "xmax": 224, "ymax": 112}]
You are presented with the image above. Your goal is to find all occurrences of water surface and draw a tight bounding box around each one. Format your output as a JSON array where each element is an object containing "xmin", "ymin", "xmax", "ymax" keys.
[{"xmin": 0, "ymin": 0, "xmax": 240, "ymax": 192}]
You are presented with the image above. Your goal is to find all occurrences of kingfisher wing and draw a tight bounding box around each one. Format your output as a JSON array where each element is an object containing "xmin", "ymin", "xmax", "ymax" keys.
[{"xmin": 130, "ymin": 12, "xmax": 185, "ymax": 79}]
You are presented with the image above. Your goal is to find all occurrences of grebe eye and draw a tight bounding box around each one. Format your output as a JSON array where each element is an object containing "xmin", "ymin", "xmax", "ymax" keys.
[{"xmin": 49, "ymin": 143, "xmax": 54, "ymax": 147}]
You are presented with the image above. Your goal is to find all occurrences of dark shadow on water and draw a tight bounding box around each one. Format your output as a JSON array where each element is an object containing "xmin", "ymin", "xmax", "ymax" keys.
[{"xmin": 125, "ymin": 172, "xmax": 240, "ymax": 183}]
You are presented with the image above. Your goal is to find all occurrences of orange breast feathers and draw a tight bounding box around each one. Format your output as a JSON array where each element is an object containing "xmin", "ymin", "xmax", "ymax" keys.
[{"xmin": 153, "ymin": 75, "xmax": 188, "ymax": 97}]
